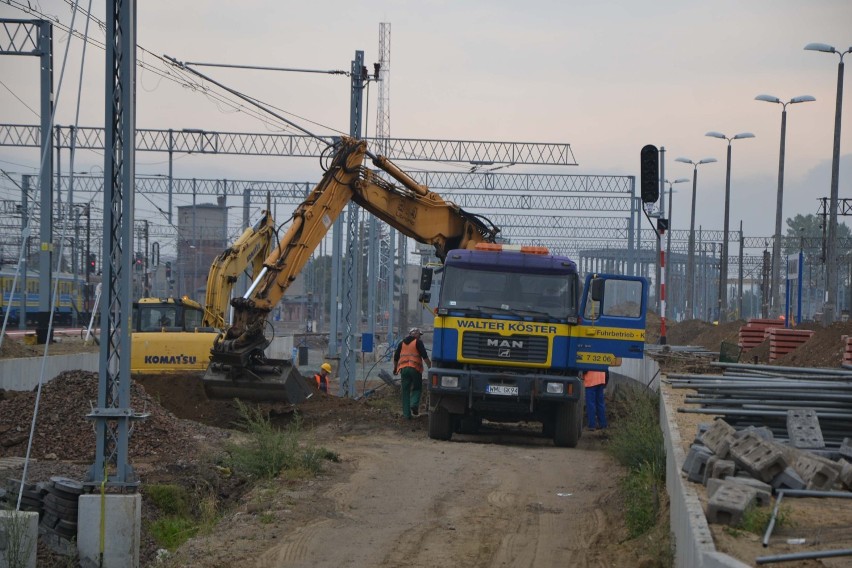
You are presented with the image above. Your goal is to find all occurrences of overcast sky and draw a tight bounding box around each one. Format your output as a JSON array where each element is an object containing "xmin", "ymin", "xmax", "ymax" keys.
[{"xmin": 1, "ymin": 0, "xmax": 851, "ymax": 245}]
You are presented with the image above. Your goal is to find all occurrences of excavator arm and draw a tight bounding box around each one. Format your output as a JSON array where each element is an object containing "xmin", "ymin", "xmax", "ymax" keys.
[
  {"xmin": 203, "ymin": 206, "xmax": 275, "ymax": 329},
  {"xmin": 203, "ymin": 135, "xmax": 499, "ymax": 401}
]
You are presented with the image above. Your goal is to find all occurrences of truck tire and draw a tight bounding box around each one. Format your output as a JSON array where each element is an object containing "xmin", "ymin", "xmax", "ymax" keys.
[
  {"xmin": 428, "ymin": 404, "xmax": 453, "ymax": 441},
  {"xmin": 553, "ymin": 401, "xmax": 581, "ymax": 448}
]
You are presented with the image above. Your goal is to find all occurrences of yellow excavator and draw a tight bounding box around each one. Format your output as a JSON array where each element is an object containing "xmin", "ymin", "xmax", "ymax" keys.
[
  {"xmin": 130, "ymin": 206, "xmax": 277, "ymax": 378},
  {"xmin": 201, "ymin": 135, "xmax": 498, "ymax": 402}
]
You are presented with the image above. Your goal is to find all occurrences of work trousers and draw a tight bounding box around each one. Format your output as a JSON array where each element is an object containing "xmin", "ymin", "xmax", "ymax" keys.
[
  {"xmin": 585, "ymin": 384, "xmax": 608, "ymax": 429},
  {"xmin": 400, "ymin": 367, "xmax": 423, "ymax": 418}
]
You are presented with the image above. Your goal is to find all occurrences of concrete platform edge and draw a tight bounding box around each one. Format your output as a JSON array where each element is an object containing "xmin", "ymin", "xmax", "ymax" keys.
[{"xmin": 662, "ymin": 382, "xmax": 751, "ymax": 568}]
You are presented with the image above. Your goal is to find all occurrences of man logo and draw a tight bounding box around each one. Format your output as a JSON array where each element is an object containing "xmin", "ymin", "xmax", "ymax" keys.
[
  {"xmin": 498, "ymin": 348, "xmax": 511, "ymax": 358},
  {"xmin": 487, "ymin": 339, "xmax": 524, "ymax": 349}
]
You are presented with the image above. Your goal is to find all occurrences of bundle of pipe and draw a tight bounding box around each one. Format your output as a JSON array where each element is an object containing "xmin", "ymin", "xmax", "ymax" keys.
[{"xmin": 667, "ymin": 362, "xmax": 852, "ymax": 448}]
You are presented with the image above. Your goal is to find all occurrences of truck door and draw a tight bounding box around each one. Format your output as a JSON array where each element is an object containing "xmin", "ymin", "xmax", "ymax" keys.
[{"xmin": 571, "ymin": 274, "xmax": 648, "ymax": 370}]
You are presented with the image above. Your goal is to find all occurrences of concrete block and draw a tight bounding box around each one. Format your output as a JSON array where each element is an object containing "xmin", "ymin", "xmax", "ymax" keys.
[
  {"xmin": 78, "ymin": 493, "xmax": 141, "ymax": 568},
  {"xmin": 706, "ymin": 483, "xmax": 757, "ymax": 526},
  {"xmin": 686, "ymin": 446, "xmax": 714, "ymax": 484},
  {"xmin": 702, "ymin": 456, "xmax": 719, "ymax": 485},
  {"xmin": 682, "ymin": 444, "xmax": 712, "ymax": 476},
  {"xmin": 693, "ymin": 423, "xmax": 711, "ymax": 445},
  {"xmin": 0, "ymin": 510, "xmax": 38, "ymax": 568},
  {"xmin": 725, "ymin": 477, "xmax": 772, "ymax": 507},
  {"xmin": 729, "ymin": 432, "xmax": 788, "ymax": 483},
  {"xmin": 733, "ymin": 425, "xmax": 774, "ymax": 442},
  {"xmin": 786, "ymin": 409, "xmax": 825, "ymax": 449},
  {"xmin": 707, "ymin": 477, "xmax": 772, "ymax": 507},
  {"xmin": 710, "ymin": 458, "xmax": 736, "ymax": 481},
  {"xmin": 702, "ymin": 419, "xmax": 735, "ymax": 458},
  {"xmin": 771, "ymin": 466, "xmax": 806, "ymax": 492},
  {"xmin": 840, "ymin": 438, "xmax": 852, "ymax": 461},
  {"xmin": 795, "ymin": 454, "xmax": 840, "ymax": 491},
  {"xmin": 839, "ymin": 459, "xmax": 852, "ymax": 490}
]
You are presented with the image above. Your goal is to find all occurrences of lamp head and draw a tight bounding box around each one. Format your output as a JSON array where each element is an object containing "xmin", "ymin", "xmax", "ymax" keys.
[
  {"xmin": 755, "ymin": 94, "xmax": 781, "ymax": 104},
  {"xmin": 698, "ymin": 158, "xmax": 718, "ymax": 165},
  {"xmin": 732, "ymin": 132, "xmax": 755, "ymax": 140},
  {"xmin": 674, "ymin": 157, "xmax": 693, "ymax": 165},
  {"xmin": 804, "ymin": 42, "xmax": 836, "ymax": 53},
  {"xmin": 705, "ymin": 131, "xmax": 727, "ymax": 140},
  {"xmin": 674, "ymin": 178, "xmax": 690, "ymax": 184},
  {"xmin": 790, "ymin": 95, "xmax": 816, "ymax": 104}
]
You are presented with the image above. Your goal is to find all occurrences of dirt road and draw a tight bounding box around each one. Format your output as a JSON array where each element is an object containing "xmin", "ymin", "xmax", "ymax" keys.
[{"xmin": 168, "ymin": 422, "xmax": 627, "ymax": 568}]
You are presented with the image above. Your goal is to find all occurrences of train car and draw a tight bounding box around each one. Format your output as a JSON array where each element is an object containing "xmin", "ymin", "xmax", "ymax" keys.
[{"xmin": 0, "ymin": 268, "xmax": 88, "ymax": 326}]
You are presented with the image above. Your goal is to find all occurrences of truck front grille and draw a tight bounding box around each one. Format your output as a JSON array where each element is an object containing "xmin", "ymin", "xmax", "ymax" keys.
[{"xmin": 461, "ymin": 332, "xmax": 549, "ymax": 364}]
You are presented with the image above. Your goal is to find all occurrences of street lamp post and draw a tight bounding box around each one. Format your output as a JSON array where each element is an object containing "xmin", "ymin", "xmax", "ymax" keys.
[
  {"xmin": 705, "ymin": 131, "xmax": 755, "ymax": 323},
  {"xmin": 675, "ymin": 157, "xmax": 717, "ymax": 319},
  {"xmin": 755, "ymin": 93, "xmax": 816, "ymax": 319},
  {"xmin": 665, "ymin": 178, "xmax": 689, "ymax": 318},
  {"xmin": 804, "ymin": 42, "xmax": 852, "ymax": 324}
]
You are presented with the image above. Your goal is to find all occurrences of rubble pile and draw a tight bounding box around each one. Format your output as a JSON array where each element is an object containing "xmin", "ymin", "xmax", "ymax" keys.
[{"xmin": 0, "ymin": 370, "xmax": 227, "ymax": 462}]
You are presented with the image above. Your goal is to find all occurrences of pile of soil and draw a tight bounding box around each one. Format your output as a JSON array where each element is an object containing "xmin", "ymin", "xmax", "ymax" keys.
[
  {"xmin": 0, "ymin": 370, "xmax": 229, "ymax": 462},
  {"xmin": 765, "ymin": 321, "xmax": 852, "ymax": 368}
]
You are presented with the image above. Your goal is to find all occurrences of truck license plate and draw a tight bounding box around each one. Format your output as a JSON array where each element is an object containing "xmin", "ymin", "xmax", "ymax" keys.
[{"xmin": 487, "ymin": 385, "xmax": 518, "ymax": 396}]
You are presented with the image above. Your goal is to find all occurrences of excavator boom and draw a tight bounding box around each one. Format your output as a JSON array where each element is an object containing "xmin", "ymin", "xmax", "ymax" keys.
[{"xmin": 202, "ymin": 136, "xmax": 498, "ymax": 401}]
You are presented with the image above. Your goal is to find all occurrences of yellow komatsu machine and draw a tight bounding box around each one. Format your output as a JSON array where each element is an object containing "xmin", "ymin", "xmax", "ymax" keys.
[
  {"xmin": 130, "ymin": 206, "xmax": 286, "ymax": 379},
  {"xmin": 202, "ymin": 136, "xmax": 498, "ymax": 402}
]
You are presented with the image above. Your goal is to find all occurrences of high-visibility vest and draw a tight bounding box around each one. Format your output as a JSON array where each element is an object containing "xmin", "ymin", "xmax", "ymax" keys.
[
  {"xmin": 314, "ymin": 373, "xmax": 328, "ymax": 393},
  {"xmin": 583, "ymin": 370, "xmax": 606, "ymax": 388},
  {"xmin": 397, "ymin": 340, "xmax": 423, "ymax": 373}
]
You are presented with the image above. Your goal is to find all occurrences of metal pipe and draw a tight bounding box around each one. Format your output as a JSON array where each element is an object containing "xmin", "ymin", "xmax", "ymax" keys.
[
  {"xmin": 762, "ymin": 490, "xmax": 784, "ymax": 547},
  {"xmin": 778, "ymin": 489, "xmax": 852, "ymax": 498},
  {"xmin": 677, "ymin": 408, "xmax": 852, "ymax": 419},
  {"xmin": 711, "ymin": 362, "xmax": 852, "ymax": 376},
  {"xmin": 756, "ymin": 548, "xmax": 852, "ymax": 564}
]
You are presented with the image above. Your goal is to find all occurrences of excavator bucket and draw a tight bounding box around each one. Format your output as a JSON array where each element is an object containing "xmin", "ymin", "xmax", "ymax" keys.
[{"xmin": 201, "ymin": 356, "xmax": 314, "ymax": 403}]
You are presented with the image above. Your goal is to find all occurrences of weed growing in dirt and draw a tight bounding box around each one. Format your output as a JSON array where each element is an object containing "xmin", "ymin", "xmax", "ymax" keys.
[
  {"xmin": 736, "ymin": 504, "xmax": 793, "ymax": 536},
  {"xmin": 146, "ymin": 484, "xmax": 191, "ymax": 517},
  {"xmin": 225, "ymin": 401, "xmax": 338, "ymax": 479},
  {"xmin": 607, "ymin": 387, "xmax": 667, "ymax": 542},
  {"xmin": 607, "ymin": 387, "xmax": 665, "ymax": 473},
  {"xmin": 148, "ymin": 516, "xmax": 198, "ymax": 550},
  {"xmin": 145, "ymin": 483, "xmax": 219, "ymax": 551},
  {"xmin": 0, "ymin": 506, "xmax": 37, "ymax": 568}
]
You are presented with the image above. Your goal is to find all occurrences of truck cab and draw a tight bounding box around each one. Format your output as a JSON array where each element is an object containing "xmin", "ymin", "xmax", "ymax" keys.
[{"xmin": 426, "ymin": 244, "xmax": 648, "ymax": 447}]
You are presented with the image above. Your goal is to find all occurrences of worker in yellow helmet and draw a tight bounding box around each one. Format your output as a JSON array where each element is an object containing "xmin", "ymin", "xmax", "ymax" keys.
[{"xmin": 314, "ymin": 362, "xmax": 332, "ymax": 394}]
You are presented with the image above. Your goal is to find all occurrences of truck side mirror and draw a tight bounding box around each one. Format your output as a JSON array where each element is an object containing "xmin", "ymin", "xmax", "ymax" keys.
[
  {"xmin": 419, "ymin": 267, "xmax": 433, "ymax": 291},
  {"xmin": 590, "ymin": 278, "xmax": 605, "ymax": 302}
]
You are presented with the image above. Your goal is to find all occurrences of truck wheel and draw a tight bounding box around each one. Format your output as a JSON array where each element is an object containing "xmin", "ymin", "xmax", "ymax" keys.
[
  {"xmin": 553, "ymin": 401, "xmax": 581, "ymax": 448},
  {"xmin": 428, "ymin": 404, "xmax": 453, "ymax": 441}
]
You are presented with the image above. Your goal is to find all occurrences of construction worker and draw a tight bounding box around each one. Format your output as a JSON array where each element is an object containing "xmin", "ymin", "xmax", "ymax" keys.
[
  {"xmin": 314, "ymin": 362, "xmax": 332, "ymax": 394},
  {"xmin": 393, "ymin": 327, "xmax": 432, "ymax": 419},
  {"xmin": 583, "ymin": 369, "xmax": 608, "ymax": 430}
]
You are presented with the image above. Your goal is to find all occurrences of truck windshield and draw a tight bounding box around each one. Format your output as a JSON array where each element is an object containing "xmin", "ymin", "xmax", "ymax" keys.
[{"xmin": 438, "ymin": 266, "xmax": 578, "ymax": 319}]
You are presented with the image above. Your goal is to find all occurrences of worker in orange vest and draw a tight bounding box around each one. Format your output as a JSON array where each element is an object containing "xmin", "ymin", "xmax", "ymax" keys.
[
  {"xmin": 314, "ymin": 362, "xmax": 332, "ymax": 394},
  {"xmin": 393, "ymin": 327, "xmax": 432, "ymax": 419},
  {"xmin": 583, "ymin": 369, "xmax": 608, "ymax": 430}
]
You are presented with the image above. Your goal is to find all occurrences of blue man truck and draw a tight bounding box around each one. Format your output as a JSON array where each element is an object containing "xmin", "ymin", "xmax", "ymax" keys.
[{"xmin": 424, "ymin": 243, "xmax": 648, "ymax": 447}]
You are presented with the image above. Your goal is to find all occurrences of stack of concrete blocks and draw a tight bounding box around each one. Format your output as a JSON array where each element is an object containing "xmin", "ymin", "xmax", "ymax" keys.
[
  {"xmin": 767, "ymin": 328, "xmax": 815, "ymax": 361},
  {"xmin": 842, "ymin": 335, "xmax": 852, "ymax": 366},
  {"xmin": 737, "ymin": 318, "xmax": 785, "ymax": 350},
  {"xmin": 681, "ymin": 416, "xmax": 852, "ymax": 527}
]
